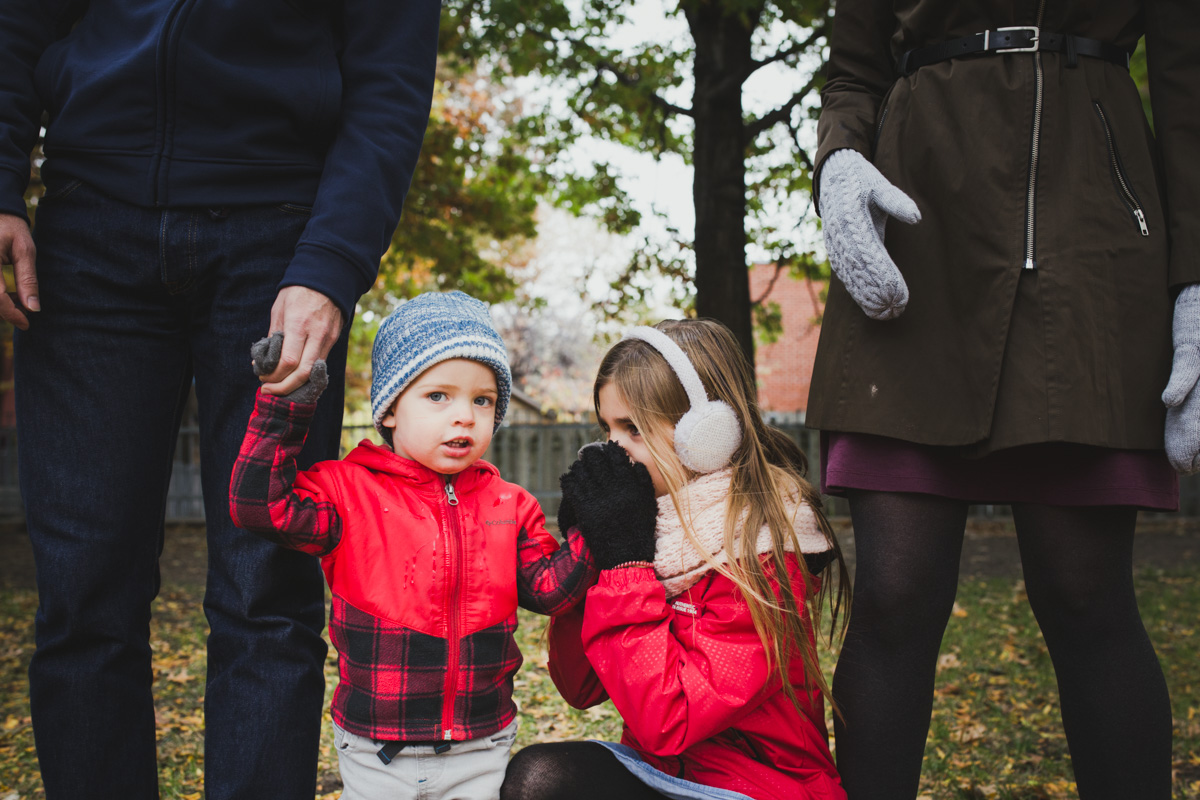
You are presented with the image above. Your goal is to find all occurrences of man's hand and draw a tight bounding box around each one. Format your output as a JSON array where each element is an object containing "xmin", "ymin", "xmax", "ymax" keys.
[
  {"xmin": 0, "ymin": 213, "xmax": 39, "ymax": 330},
  {"xmin": 258, "ymin": 285, "xmax": 343, "ymax": 396}
]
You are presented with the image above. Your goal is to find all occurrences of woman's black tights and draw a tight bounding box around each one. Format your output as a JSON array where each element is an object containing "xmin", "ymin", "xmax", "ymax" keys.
[
  {"xmin": 832, "ymin": 491, "xmax": 1171, "ymax": 799},
  {"xmin": 500, "ymin": 742, "xmax": 668, "ymax": 800}
]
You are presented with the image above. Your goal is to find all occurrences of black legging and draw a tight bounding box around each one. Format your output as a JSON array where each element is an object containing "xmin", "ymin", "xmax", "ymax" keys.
[
  {"xmin": 500, "ymin": 741, "xmax": 669, "ymax": 800},
  {"xmin": 832, "ymin": 490, "xmax": 1172, "ymax": 799}
]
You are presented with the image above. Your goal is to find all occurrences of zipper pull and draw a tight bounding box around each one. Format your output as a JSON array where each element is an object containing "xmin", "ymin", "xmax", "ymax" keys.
[
  {"xmin": 444, "ymin": 478, "xmax": 459, "ymax": 506},
  {"xmin": 1134, "ymin": 208, "xmax": 1149, "ymax": 237}
]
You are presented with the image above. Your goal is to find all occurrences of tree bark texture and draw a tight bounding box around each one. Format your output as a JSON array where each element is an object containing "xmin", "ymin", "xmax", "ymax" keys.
[{"xmin": 687, "ymin": 2, "xmax": 757, "ymax": 367}]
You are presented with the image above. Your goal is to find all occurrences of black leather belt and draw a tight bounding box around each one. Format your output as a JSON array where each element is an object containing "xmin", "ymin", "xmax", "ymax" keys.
[{"xmin": 898, "ymin": 26, "xmax": 1131, "ymax": 76}]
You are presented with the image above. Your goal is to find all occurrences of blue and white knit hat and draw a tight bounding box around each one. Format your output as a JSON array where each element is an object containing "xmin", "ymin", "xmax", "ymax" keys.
[{"xmin": 371, "ymin": 291, "xmax": 512, "ymax": 442}]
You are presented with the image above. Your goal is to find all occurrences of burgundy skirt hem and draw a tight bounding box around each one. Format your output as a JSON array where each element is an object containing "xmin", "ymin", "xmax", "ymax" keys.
[{"xmin": 819, "ymin": 432, "xmax": 1179, "ymax": 512}]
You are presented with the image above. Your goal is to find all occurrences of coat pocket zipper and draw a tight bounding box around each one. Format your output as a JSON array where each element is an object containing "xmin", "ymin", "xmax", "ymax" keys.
[
  {"xmin": 874, "ymin": 102, "xmax": 890, "ymax": 149},
  {"xmin": 1093, "ymin": 101, "xmax": 1149, "ymax": 237}
]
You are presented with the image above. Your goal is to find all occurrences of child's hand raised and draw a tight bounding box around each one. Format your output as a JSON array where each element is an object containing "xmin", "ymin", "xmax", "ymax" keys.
[
  {"xmin": 559, "ymin": 441, "xmax": 658, "ymax": 570},
  {"xmin": 250, "ymin": 332, "xmax": 329, "ymax": 405}
]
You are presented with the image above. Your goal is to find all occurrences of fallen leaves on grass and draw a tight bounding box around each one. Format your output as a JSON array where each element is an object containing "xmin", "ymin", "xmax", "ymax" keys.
[{"xmin": 2, "ymin": 569, "xmax": 1200, "ymax": 799}]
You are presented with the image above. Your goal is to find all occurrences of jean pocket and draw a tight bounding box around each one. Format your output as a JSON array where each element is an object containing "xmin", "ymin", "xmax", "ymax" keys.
[
  {"xmin": 38, "ymin": 179, "xmax": 84, "ymax": 205},
  {"xmin": 333, "ymin": 722, "xmax": 367, "ymax": 754},
  {"xmin": 489, "ymin": 721, "xmax": 518, "ymax": 750},
  {"xmin": 276, "ymin": 202, "xmax": 313, "ymax": 217}
]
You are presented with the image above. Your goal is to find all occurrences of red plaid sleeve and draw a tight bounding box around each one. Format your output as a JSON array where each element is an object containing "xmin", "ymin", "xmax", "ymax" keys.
[
  {"xmin": 229, "ymin": 390, "xmax": 342, "ymax": 556},
  {"xmin": 515, "ymin": 492, "xmax": 597, "ymax": 616},
  {"xmin": 548, "ymin": 598, "xmax": 609, "ymax": 709}
]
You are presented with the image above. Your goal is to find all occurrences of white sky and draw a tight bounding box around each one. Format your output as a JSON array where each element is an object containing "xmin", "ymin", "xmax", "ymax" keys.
[
  {"xmin": 511, "ymin": 2, "xmax": 826, "ymax": 326},
  {"xmin": 593, "ymin": 1, "xmax": 824, "ymax": 240}
]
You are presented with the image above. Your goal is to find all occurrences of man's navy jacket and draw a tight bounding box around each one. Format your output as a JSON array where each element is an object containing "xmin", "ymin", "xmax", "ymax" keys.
[{"xmin": 0, "ymin": 0, "xmax": 441, "ymax": 318}]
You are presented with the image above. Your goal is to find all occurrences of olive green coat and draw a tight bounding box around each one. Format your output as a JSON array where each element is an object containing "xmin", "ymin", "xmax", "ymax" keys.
[{"xmin": 809, "ymin": 0, "xmax": 1200, "ymax": 453}]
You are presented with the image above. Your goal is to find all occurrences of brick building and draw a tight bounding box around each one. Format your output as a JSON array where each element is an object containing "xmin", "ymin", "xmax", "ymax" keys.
[{"xmin": 749, "ymin": 264, "xmax": 825, "ymax": 416}]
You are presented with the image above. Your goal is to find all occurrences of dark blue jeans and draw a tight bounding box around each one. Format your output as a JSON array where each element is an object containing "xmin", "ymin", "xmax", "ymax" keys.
[{"xmin": 15, "ymin": 180, "xmax": 348, "ymax": 799}]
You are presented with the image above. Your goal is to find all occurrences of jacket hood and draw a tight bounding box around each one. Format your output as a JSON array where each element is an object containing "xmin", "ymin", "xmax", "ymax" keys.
[{"xmin": 341, "ymin": 439, "xmax": 500, "ymax": 492}]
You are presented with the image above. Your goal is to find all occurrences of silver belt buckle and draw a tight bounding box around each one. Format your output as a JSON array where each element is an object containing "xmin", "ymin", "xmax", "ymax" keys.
[{"xmin": 989, "ymin": 25, "xmax": 1040, "ymax": 53}]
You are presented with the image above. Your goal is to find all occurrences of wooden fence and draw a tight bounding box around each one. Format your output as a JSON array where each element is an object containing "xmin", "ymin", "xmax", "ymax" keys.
[
  {"xmin": 163, "ymin": 421, "xmax": 830, "ymax": 522},
  {"xmin": 3, "ymin": 423, "xmax": 1198, "ymax": 522}
]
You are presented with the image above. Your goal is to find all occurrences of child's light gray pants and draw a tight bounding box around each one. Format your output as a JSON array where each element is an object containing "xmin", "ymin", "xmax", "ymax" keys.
[{"xmin": 334, "ymin": 720, "xmax": 518, "ymax": 800}]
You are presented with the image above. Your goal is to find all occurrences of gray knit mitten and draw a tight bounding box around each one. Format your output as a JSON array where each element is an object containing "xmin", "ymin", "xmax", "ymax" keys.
[
  {"xmin": 819, "ymin": 148, "xmax": 921, "ymax": 320},
  {"xmin": 1163, "ymin": 284, "xmax": 1200, "ymax": 473},
  {"xmin": 250, "ymin": 332, "xmax": 328, "ymax": 405}
]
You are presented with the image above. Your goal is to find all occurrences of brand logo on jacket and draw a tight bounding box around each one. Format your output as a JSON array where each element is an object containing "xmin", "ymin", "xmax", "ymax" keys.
[{"xmin": 485, "ymin": 519, "xmax": 517, "ymax": 526}]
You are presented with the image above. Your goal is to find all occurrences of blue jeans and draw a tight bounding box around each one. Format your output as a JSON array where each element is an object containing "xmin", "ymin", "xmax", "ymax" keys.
[{"xmin": 15, "ymin": 180, "xmax": 348, "ymax": 799}]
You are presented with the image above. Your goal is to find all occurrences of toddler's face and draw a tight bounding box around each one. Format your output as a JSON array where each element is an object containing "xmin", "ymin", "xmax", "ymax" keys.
[
  {"xmin": 597, "ymin": 383, "xmax": 669, "ymax": 498},
  {"xmin": 381, "ymin": 358, "xmax": 497, "ymax": 474}
]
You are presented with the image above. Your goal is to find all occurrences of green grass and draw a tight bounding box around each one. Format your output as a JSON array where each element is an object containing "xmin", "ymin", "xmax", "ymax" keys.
[
  {"xmin": 2, "ymin": 569, "xmax": 1199, "ymax": 799},
  {"xmin": 912, "ymin": 573, "xmax": 1200, "ymax": 798}
]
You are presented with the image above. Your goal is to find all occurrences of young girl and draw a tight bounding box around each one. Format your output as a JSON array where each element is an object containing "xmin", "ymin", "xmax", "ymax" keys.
[{"xmin": 501, "ymin": 319, "xmax": 849, "ymax": 800}]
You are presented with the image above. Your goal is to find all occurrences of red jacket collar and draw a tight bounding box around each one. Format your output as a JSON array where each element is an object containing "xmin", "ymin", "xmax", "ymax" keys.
[{"xmin": 341, "ymin": 439, "xmax": 499, "ymax": 495}]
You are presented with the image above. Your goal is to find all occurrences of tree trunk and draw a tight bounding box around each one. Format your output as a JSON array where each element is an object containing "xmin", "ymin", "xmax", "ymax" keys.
[{"xmin": 687, "ymin": 2, "xmax": 757, "ymax": 367}]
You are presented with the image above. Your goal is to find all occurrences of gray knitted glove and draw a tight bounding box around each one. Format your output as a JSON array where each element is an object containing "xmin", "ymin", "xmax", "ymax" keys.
[
  {"xmin": 819, "ymin": 148, "xmax": 921, "ymax": 320},
  {"xmin": 1163, "ymin": 284, "xmax": 1200, "ymax": 473},
  {"xmin": 250, "ymin": 332, "xmax": 328, "ymax": 405}
]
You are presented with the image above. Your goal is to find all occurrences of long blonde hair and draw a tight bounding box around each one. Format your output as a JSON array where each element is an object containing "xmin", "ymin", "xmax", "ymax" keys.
[{"xmin": 594, "ymin": 319, "xmax": 849, "ymax": 711}]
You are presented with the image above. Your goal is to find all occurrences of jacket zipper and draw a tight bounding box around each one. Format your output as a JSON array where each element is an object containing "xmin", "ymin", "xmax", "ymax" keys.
[
  {"xmin": 874, "ymin": 103, "xmax": 890, "ymax": 148},
  {"xmin": 1093, "ymin": 102, "xmax": 1150, "ymax": 236},
  {"xmin": 440, "ymin": 476, "xmax": 461, "ymax": 740},
  {"xmin": 1022, "ymin": 0, "xmax": 1047, "ymax": 270},
  {"xmin": 151, "ymin": 0, "xmax": 197, "ymax": 206}
]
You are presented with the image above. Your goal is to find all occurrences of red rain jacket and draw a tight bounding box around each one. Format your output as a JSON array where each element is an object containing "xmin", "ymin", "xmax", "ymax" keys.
[{"xmin": 549, "ymin": 557, "xmax": 846, "ymax": 800}]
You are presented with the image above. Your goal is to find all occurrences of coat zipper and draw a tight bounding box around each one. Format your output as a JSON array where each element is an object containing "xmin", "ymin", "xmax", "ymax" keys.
[
  {"xmin": 1093, "ymin": 102, "xmax": 1150, "ymax": 236},
  {"xmin": 1022, "ymin": 0, "xmax": 1047, "ymax": 270},
  {"xmin": 151, "ymin": 0, "xmax": 197, "ymax": 206},
  {"xmin": 440, "ymin": 476, "xmax": 461, "ymax": 740},
  {"xmin": 874, "ymin": 103, "xmax": 890, "ymax": 148}
]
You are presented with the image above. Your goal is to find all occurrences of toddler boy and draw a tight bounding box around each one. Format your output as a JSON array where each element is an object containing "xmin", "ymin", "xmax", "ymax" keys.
[{"xmin": 230, "ymin": 291, "xmax": 595, "ymax": 800}]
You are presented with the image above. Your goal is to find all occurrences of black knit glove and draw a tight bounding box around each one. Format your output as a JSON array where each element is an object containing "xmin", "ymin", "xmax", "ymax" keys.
[
  {"xmin": 558, "ymin": 441, "xmax": 658, "ymax": 569},
  {"xmin": 250, "ymin": 332, "xmax": 328, "ymax": 405},
  {"xmin": 556, "ymin": 443, "xmax": 601, "ymax": 535},
  {"xmin": 556, "ymin": 490, "xmax": 579, "ymax": 538}
]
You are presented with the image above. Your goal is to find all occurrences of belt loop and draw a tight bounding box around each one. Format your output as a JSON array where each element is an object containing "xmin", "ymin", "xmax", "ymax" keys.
[
  {"xmin": 1065, "ymin": 34, "xmax": 1079, "ymax": 68},
  {"xmin": 377, "ymin": 741, "xmax": 406, "ymax": 764}
]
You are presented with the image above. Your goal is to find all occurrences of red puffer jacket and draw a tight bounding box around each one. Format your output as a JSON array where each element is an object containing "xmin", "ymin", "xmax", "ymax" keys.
[{"xmin": 549, "ymin": 556, "xmax": 845, "ymax": 800}]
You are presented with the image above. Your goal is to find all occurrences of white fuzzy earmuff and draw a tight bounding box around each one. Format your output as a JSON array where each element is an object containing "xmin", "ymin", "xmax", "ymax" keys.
[{"xmin": 621, "ymin": 326, "xmax": 743, "ymax": 473}]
